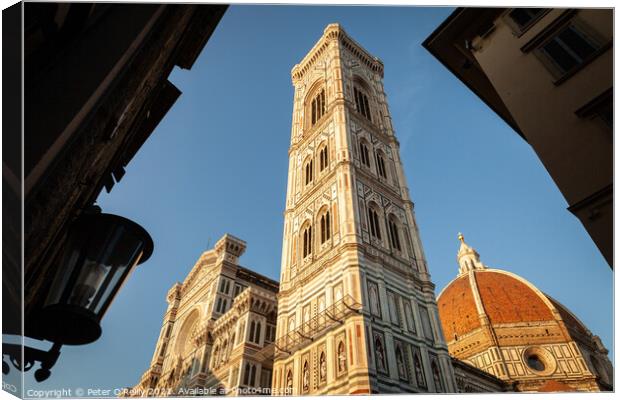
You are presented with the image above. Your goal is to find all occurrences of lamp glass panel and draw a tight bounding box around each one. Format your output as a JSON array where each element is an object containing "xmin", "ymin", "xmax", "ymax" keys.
[
  {"xmin": 87, "ymin": 225, "xmax": 145, "ymax": 315},
  {"xmin": 45, "ymin": 247, "xmax": 81, "ymax": 306},
  {"xmin": 68, "ymin": 261, "xmax": 111, "ymax": 309},
  {"xmin": 65, "ymin": 224, "xmax": 123, "ymax": 311},
  {"xmin": 47, "ymin": 216, "xmax": 148, "ymax": 317},
  {"xmin": 93, "ymin": 249, "xmax": 142, "ymax": 315}
]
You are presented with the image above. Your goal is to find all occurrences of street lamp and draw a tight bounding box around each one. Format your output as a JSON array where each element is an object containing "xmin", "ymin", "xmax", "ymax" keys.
[
  {"xmin": 35, "ymin": 211, "xmax": 154, "ymax": 345},
  {"xmin": 4, "ymin": 211, "xmax": 153, "ymax": 381}
]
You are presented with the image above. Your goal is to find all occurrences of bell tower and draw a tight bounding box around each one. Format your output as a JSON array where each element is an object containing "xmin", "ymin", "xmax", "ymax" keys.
[{"xmin": 272, "ymin": 24, "xmax": 456, "ymax": 394}]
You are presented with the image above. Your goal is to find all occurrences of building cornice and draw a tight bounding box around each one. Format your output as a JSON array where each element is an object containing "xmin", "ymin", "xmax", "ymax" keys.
[{"xmin": 291, "ymin": 23, "xmax": 383, "ymax": 85}]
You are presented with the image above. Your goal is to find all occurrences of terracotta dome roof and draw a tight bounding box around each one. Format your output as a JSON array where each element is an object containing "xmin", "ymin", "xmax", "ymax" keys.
[
  {"xmin": 437, "ymin": 274, "xmax": 481, "ymax": 340},
  {"xmin": 438, "ymin": 269, "xmax": 555, "ymax": 340},
  {"xmin": 475, "ymin": 270, "xmax": 554, "ymax": 323}
]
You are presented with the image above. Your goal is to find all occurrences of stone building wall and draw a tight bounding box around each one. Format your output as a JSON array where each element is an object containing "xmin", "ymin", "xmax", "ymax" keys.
[
  {"xmin": 452, "ymin": 357, "xmax": 508, "ymax": 393},
  {"xmin": 23, "ymin": 4, "xmax": 227, "ymax": 324}
]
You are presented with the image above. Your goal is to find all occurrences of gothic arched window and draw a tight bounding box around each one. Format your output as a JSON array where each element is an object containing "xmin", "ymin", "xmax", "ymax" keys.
[
  {"xmin": 319, "ymin": 144, "xmax": 329, "ymax": 172},
  {"xmin": 311, "ymin": 89, "xmax": 326, "ymax": 126},
  {"xmin": 359, "ymin": 140, "xmax": 371, "ymax": 168},
  {"xmin": 388, "ymin": 215, "xmax": 402, "ymax": 252},
  {"xmin": 304, "ymin": 159, "xmax": 314, "ymax": 186},
  {"xmin": 249, "ymin": 321, "xmax": 256, "ymax": 343},
  {"xmin": 376, "ymin": 150, "xmax": 387, "ymax": 179},
  {"xmin": 320, "ymin": 210, "xmax": 331, "ymax": 244},
  {"xmin": 254, "ymin": 322, "xmax": 262, "ymax": 344},
  {"xmin": 302, "ymin": 224, "xmax": 313, "ymax": 259},
  {"xmin": 367, "ymin": 204, "xmax": 382, "ymax": 240},
  {"xmin": 354, "ymin": 86, "xmax": 371, "ymax": 121},
  {"xmin": 243, "ymin": 363, "xmax": 251, "ymax": 385},
  {"xmin": 250, "ymin": 364, "xmax": 257, "ymax": 386}
]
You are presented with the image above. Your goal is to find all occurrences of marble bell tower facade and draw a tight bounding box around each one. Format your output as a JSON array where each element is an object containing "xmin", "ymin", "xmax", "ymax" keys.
[{"xmin": 272, "ymin": 24, "xmax": 456, "ymax": 395}]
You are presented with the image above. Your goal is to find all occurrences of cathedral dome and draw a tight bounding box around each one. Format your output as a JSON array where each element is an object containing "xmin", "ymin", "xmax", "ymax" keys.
[
  {"xmin": 436, "ymin": 234, "xmax": 613, "ymax": 392},
  {"xmin": 438, "ymin": 269, "xmax": 555, "ymax": 341},
  {"xmin": 439, "ymin": 233, "xmax": 557, "ymax": 341}
]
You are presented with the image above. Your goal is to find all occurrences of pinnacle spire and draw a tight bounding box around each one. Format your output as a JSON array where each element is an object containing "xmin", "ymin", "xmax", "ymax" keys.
[{"xmin": 456, "ymin": 232, "xmax": 486, "ymax": 275}]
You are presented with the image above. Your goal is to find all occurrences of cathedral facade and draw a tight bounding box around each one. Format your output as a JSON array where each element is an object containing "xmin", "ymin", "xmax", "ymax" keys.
[
  {"xmin": 127, "ymin": 235, "xmax": 279, "ymax": 396},
  {"xmin": 271, "ymin": 23, "xmax": 456, "ymax": 395}
]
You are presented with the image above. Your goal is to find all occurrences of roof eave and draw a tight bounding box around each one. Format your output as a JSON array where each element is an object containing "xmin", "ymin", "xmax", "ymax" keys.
[{"xmin": 422, "ymin": 8, "xmax": 528, "ymax": 142}]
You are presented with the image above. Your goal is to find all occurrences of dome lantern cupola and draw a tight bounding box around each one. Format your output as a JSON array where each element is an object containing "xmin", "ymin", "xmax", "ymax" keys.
[{"xmin": 456, "ymin": 233, "xmax": 486, "ymax": 275}]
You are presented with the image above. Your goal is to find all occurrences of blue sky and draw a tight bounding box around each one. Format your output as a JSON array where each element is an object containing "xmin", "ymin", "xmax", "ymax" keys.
[{"xmin": 21, "ymin": 5, "xmax": 612, "ymax": 393}]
